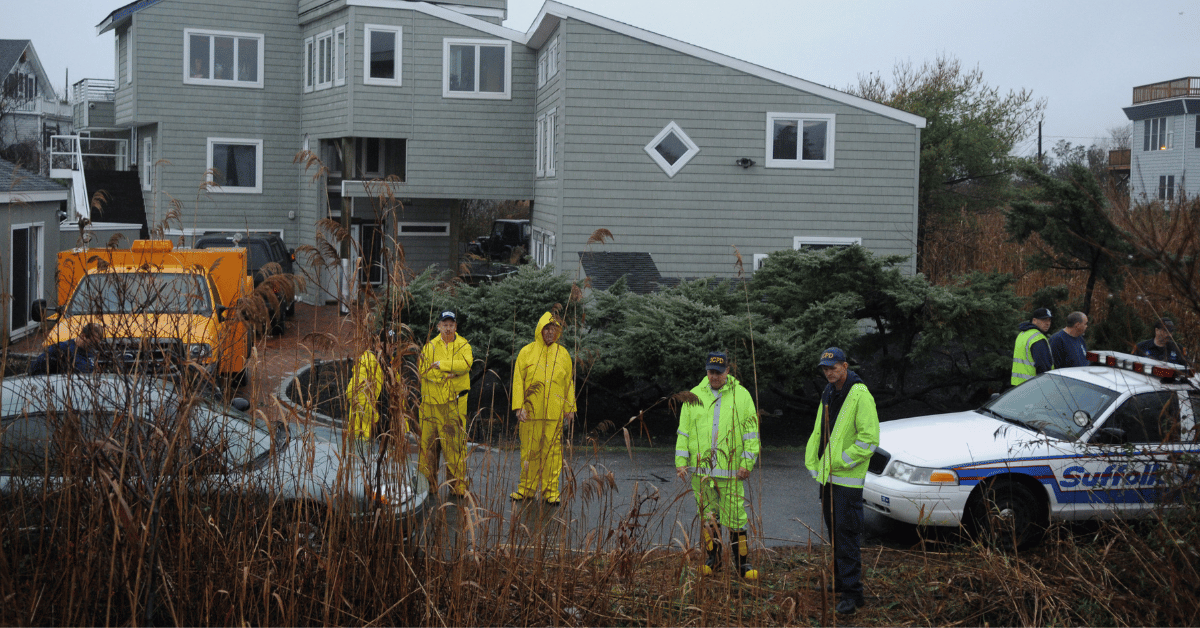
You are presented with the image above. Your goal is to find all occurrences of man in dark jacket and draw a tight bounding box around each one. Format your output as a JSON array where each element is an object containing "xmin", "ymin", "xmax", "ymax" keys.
[
  {"xmin": 1136, "ymin": 318, "xmax": 1186, "ymax": 364},
  {"xmin": 1049, "ymin": 311, "xmax": 1089, "ymax": 368},
  {"xmin": 29, "ymin": 323, "xmax": 106, "ymax": 375},
  {"xmin": 1011, "ymin": 308, "xmax": 1054, "ymax": 386}
]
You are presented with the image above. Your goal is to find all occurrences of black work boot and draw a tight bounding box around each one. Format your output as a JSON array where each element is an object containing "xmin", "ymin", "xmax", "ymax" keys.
[
  {"xmin": 730, "ymin": 528, "xmax": 759, "ymax": 580},
  {"xmin": 700, "ymin": 526, "xmax": 722, "ymax": 575}
]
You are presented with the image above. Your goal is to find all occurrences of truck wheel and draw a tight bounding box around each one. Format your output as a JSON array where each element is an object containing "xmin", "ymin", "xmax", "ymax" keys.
[{"xmin": 970, "ymin": 478, "xmax": 1046, "ymax": 551}]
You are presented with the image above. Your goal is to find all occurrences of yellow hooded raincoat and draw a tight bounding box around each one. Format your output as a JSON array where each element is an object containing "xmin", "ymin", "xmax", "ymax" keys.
[
  {"xmin": 346, "ymin": 349, "xmax": 383, "ymax": 440},
  {"xmin": 418, "ymin": 330, "xmax": 473, "ymax": 494},
  {"xmin": 510, "ymin": 312, "xmax": 577, "ymax": 501}
]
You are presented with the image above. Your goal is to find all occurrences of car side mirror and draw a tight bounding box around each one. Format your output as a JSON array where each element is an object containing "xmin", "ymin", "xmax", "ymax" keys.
[
  {"xmin": 1092, "ymin": 427, "xmax": 1127, "ymax": 445},
  {"xmin": 216, "ymin": 305, "xmax": 229, "ymax": 322},
  {"xmin": 30, "ymin": 299, "xmax": 54, "ymax": 323}
]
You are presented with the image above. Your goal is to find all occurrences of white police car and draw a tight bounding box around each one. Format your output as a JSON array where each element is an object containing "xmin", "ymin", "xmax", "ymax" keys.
[{"xmin": 863, "ymin": 351, "xmax": 1198, "ymax": 549}]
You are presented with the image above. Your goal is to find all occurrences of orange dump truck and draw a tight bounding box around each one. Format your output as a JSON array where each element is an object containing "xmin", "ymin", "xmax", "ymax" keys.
[{"xmin": 32, "ymin": 240, "xmax": 254, "ymax": 380}]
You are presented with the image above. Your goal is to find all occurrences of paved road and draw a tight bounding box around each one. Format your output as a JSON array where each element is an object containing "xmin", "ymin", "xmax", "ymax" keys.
[{"xmin": 419, "ymin": 444, "xmax": 837, "ymax": 555}]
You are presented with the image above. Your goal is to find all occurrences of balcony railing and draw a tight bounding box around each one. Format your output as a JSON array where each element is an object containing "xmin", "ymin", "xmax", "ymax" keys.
[
  {"xmin": 71, "ymin": 78, "xmax": 115, "ymax": 104},
  {"xmin": 1132, "ymin": 77, "xmax": 1200, "ymax": 104},
  {"xmin": 1108, "ymin": 149, "xmax": 1131, "ymax": 171}
]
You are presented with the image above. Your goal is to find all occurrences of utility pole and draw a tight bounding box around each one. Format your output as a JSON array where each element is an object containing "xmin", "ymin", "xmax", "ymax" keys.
[{"xmin": 1037, "ymin": 121, "xmax": 1043, "ymax": 165}]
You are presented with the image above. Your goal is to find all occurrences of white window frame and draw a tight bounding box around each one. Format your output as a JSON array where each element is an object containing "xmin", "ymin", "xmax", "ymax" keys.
[
  {"xmin": 364, "ymin": 24, "xmax": 402, "ymax": 86},
  {"xmin": 183, "ymin": 29, "xmax": 265, "ymax": 88},
  {"xmin": 314, "ymin": 29, "xmax": 334, "ymax": 90},
  {"xmin": 644, "ymin": 121, "xmax": 700, "ymax": 178},
  {"xmin": 753, "ymin": 253, "xmax": 769, "ymax": 271},
  {"xmin": 546, "ymin": 108, "xmax": 556, "ymax": 178},
  {"xmin": 537, "ymin": 50, "xmax": 546, "ymax": 88},
  {"xmin": 547, "ymin": 38, "xmax": 558, "ymax": 79},
  {"xmin": 1144, "ymin": 117, "xmax": 1173, "ymax": 151},
  {"xmin": 442, "ymin": 38, "xmax": 512, "ymax": 100},
  {"xmin": 358, "ymin": 138, "xmax": 385, "ymax": 178},
  {"xmin": 334, "ymin": 26, "xmax": 346, "ymax": 86},
  {"xmin": 397, "ymin": 222, "xmax": 450, "ymax": 236},
  {"xmin": 304, "ymin": 37, "xmax": 314, "ymax": 93},
  {"xmin": 8, "ymin": 222, "xmax": 44, "ymax": 339},
  {"xmin": 536, "ymin": 114, "xmax": 545, "ymax": 177},
  {"xmin": 532, "ymin": 226, "xmax": 555, "ymax": 268},
  {"xmin": 206, "ymin": 138, "xmax": 264, "ymax": 194},
  {"xmin": 142, "ymin": 137, "xmax": 153, "ymax": 191},
  {"xmin": 793, "ymin": 236, "xmax": 861, "ymax": 251},
  {"xmin": 765, "ymin": 112, "xmax": 836, "ymax": 169}
]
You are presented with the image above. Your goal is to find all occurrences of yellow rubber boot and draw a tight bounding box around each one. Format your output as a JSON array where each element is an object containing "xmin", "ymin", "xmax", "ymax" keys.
[
  {"xmin": 700, "ymin": 526, "xmax": 721, "ymax": 575},
  {"xmin": 732, "ymin": 529, "xmax": 758, "ymax": 580}
]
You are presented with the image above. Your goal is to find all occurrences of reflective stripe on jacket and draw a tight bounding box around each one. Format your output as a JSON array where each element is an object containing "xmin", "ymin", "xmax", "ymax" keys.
[
  {"xmin": 804, "ymin": 380, "xmax": 879, "ymax": 488},
  {"xmin": 674, "ymin": 374, "xmax": 760, "ymax": 477},
  {"xmin": 1011, "ymin": 326, "xmax": 1051, "ymax": 386}
]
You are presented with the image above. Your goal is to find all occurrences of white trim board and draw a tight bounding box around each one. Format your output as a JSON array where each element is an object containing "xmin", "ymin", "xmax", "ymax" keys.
[{"xmin": 346, "ymin": 0, "xmax": 526, "ymax": 42}]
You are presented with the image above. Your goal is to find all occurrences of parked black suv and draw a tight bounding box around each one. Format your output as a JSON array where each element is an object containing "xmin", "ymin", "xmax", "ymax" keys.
[{"xmin": 194, "ymin": 231, "xmax": 297, "ymax": 333}]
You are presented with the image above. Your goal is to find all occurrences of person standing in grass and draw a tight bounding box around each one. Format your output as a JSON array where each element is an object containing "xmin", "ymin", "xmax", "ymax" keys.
[
  {"xmin": 674, "ymin": 352, "xmax": 760, "ymax": 580},
  {"xmin": 510, "ymin": 312, "xmax": 576, "ymax": 505},
  {"xmin": 346, "ymin": 332, "xmax": 384, "ymax": 442},
  {"xmin": 418, "ymin": 311, "xmax": 474, "ymax": 497},
  {"xmin": 805, "ymin": 347, "xmax": 879, "ymax": 615}
]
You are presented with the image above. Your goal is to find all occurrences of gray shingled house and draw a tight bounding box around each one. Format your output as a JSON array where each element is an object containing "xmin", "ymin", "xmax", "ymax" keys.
[
  {"xmin": 1, "ymin": 158, "xmax": 66, "ymax": 340},
  {"xmin": 1123, "ymin": 77, "xmax": 1199, "ymax": 204},
  {"xmin": 79, "ymin": 0, "xmax": 924, "ymax": 304}
]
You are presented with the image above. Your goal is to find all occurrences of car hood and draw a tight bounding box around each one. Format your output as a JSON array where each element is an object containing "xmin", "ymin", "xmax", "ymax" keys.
[{"xmin": 880, "ymin": 410, "xmax": 1060, "ymax": 469}]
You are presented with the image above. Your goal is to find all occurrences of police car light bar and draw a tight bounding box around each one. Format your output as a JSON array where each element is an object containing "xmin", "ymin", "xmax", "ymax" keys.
[{"xmin": 1085, "ymin": 351, "xmax": 1194, "ymax": 379}]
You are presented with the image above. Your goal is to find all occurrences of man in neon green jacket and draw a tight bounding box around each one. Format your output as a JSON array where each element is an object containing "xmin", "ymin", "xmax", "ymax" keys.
[
  {"xmin": 805, "ymin": 347, "xmax": 879, "ymax": 615},
  {"xmin": 675, "ymin": 352, "xmax": 760, "ymax": 580}
]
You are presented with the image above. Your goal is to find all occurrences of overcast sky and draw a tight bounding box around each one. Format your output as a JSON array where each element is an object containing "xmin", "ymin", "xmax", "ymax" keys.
[{"xmin": 5, "ymin": 0, "xmax": 1195, "ymax": 157}]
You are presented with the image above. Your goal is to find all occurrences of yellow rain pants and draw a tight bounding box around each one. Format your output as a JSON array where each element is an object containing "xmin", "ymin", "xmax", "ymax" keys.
[{"xmin": 510, "ymin": 312, "xmax": 577, "ymax": 502}]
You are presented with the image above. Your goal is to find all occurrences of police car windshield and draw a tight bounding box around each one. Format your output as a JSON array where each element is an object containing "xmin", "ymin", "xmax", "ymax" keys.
[{"xmin": 982, "ymin": 374, "xmax": 1120, "ymax": 442}]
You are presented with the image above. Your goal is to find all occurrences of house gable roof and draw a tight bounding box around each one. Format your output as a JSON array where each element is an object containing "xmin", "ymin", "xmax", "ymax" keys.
[
  {"xmin": 524, "ymin": 2, "xmax": 926, "ymax": 129},
  {"xmin": 0, "ymin": 158, "xmax": 69, "ymax": 205},
  {"xmin": 97, "ymin": 0, "xmax": 167, "ymax": 35},
  {"xmin": 0, "ymin": 40, "xmax": 32, "ymax": 78}
]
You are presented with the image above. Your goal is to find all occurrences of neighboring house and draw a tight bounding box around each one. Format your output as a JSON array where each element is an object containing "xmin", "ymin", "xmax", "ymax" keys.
[
  {"xmin": 1124, "ymin": 76, "xmax": 1200, "ymax": 204},
  {"xmin": 80, "ymin": 0, "xmax": 924, "ymax": 303},
  {"xmin": 0, "ymin": 40, "xmax": 73, "ymax": 176},
  {"xmin": 1, "ymin": 158, "xmax": 65, "ymax": 341}
]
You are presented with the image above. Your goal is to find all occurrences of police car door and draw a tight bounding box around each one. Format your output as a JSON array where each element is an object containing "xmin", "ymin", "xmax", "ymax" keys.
[{"xmin": 1075, "ymin": 390, "xmax": 1191, "ymax": 518}]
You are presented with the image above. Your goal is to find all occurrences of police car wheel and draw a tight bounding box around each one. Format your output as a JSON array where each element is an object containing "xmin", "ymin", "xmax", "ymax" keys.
[{"xmin": 971, "ymin": 478, "xmax": 1046, "ymax": 551}]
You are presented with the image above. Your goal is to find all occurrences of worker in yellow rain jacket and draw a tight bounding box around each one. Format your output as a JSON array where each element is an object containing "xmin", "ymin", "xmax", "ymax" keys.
[
  {"xmin": 418, "ymin": 311, "xmax": 474, "ymax": 496},
  {"xmin": 510, "ymin": 312, "xmax": 577, "ymax": 504},
  {"xmin": 675, "ymin": 352, "xmax": 760, "ymax": 580},
  {"xmin": 346, "ymin": 342, "xmax": 384, "ymax": 441}
]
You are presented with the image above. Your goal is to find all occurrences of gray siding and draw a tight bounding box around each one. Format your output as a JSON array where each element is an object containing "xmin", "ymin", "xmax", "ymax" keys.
[
  {"xmin": 1130, "ymin": 113, "xmax": 1199, "ymax": 202},
  {"xmin": 122, "ymin": 0, "xmax": 303, "ymax": 250},
  {"xmin": 532, "ymin": 24, "xmax": 563, "ymax": 267},
  {"xmin": 114, "ymin": 24, "xmax": 134, "ymax": 123},
  {"xmin": 558, "ymin": 20, "xmax": 919, "ymax": 279}
]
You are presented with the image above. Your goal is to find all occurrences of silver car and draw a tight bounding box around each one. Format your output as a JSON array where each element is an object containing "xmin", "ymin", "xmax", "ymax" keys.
[{"xmin": 0, "ymin": 374, "xmax": 429, "ymax": 544}]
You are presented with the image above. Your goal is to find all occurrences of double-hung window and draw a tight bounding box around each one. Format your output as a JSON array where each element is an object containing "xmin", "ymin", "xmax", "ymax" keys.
[
  {"xmin": 142, "ymin": 137, "xmax": 153, "ymax": 192},
  {"xmin": 364, "ymin": 25, "xmax": 401, "ymax": 86},
  {"xmin": 537, "ymin": 38, "xmax": 558, "ymax": 89},
  {"xmin": 532, "ymin": 226, "xmax": 555, "ymax": 268},
  {"xmin": 766, "ymin": 112, "xmax": 835, "ymax": 169},
  {"xmin": 207, "ymin": 138, "xmax": 263, "ymax": 193},
  {"xmin": 305, "ymin": 26, "xmax": 346, "ymax": 92},
  {"xmin": 1144, "ymin": 117, "xmax": 1172, "ymax": 151},
  {"xmin": 443, "ymin": 38, "xmax": 511, "ymax": 99},
  {"xmin": 184, "ymin": 29, "xmax": 264, "ymax": 88},
  {"xmin": 1159, "ymin": 175, "xmax": 1176, "ymax": 201},
  {"xmin": 537, "ymin": 109, "xmax": 556, "ymax": 178}
]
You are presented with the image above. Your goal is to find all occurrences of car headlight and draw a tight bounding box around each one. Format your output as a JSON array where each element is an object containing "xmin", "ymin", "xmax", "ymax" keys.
[
  {"xmin": 884, "ymin": 459, "xmax": 959, "ymax": 485},
  {"xmin": 188, "ymin": 343, "xmax": 213, "ymax": 359}
]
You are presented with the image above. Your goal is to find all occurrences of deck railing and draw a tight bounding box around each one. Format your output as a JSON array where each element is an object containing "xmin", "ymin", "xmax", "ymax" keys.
[
  {"xmin": 71, "ymin": 78, "xmax": 116, "ymax": 104},
  {"xmin": 1132, "ymin": 77, "xmax": 1200, "ymax": 104},
  {"xmin": 1108, "ymin": 149, "xmax": 1131, "ymax": 170}
]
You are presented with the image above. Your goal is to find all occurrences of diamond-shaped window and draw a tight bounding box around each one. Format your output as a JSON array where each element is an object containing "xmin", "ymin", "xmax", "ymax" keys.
[{"xmin": 644, "ymin": 121, "xmax": 699, "ymax": 178}]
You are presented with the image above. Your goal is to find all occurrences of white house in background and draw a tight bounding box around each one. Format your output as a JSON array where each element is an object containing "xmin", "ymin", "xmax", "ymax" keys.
[
  {"xmin": 1124, "ymin": 76, "xmax": 1200, "ymax": 204},
  {"xmin": 0, "ymin": 40, "xmax": 73, "ymax": 176}
]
